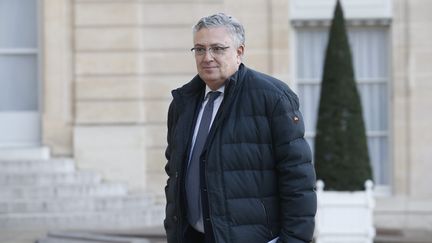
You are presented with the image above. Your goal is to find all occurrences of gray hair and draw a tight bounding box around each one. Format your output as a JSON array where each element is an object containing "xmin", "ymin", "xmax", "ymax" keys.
[{"xmin": 192, "ymin": 13, "xmax": 245, "ymax": 47}]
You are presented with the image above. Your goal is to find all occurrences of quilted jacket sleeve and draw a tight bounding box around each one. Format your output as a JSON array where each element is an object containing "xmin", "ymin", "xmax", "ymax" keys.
[
  {"xmin": 164, "ymin": 100, "xmax": 178, "ymax": 236},
  {"xmin": 165, "ymin": 101, "xmax": 175, "ymax": 166},
  {"xmin": 271, "ymin": 92, "xmax": 317, "ymax": 243}
]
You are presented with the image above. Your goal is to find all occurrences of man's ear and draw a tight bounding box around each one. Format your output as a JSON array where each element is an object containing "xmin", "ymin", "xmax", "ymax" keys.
[{"xmin": 237, "ymin": 45, "xmax": 245, "ymax": 63}]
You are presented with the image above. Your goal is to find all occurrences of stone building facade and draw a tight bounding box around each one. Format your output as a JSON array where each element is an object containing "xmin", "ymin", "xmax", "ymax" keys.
[{"xmin": 1, "ymin": 0, "xmax": 431, "ymax": 233}]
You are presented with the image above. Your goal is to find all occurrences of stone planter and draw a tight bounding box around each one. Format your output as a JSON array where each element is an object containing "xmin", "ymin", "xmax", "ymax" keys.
[{"xmin": 314, "ymin": 180, "xmax": 375, "ymax": 243}]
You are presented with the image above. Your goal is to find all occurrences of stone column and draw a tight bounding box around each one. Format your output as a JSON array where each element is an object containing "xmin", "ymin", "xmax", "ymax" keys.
[{"xmin": 42, "ymin": 0, "xmax": 74, "ymax": 157}]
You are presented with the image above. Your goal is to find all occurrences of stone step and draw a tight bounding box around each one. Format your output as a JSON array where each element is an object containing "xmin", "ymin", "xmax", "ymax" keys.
[
  {"xmin": 0, "ymin": 207, "xmax": 165, "ymax": 229},
  {"xmin": 0, "ymin": 158, "xmax": 75, "ymax": 173},
  {"xmin": 0, "ymin": 171, "xmax": 101, "ymax": 186},
  {"xmin": 37, "ymin": 231, "xmax": 151, "ymax": 243},
  {"xmin": 0, "ymin": 146, "xmax": 50, "ymax": 160},
  {"xmin": 0, "ymin": 157, "xmax": 166, "ymax": 234},
  {"xmin": 374, "ymin": 229, "xmax": 432, "ymax": 243},
  {"xmin": 0, "ymin": 183, "xmax": 128, "ymax": 199},
  {"xmin": 0, "ymin": 195, "xmax": 154, "ymax": 213}
]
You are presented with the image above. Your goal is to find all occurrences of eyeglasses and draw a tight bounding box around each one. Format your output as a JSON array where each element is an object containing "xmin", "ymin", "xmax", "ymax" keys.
[{"xmin": 190, "ymin": 46, "xmax": 230, "ymax": 57}]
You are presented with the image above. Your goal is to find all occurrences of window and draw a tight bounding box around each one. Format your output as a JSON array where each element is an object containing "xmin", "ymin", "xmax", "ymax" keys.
[
  {"xmin": 0, "ymin": 0, "xmax": 39, "ymax": 111},
  {"xmin": 0, "ymin": 0, "xmax": 40, "ymax": 146},
  {"xmin": 295, "ymin": 26, "xmax": 390, "ymax": 188}
]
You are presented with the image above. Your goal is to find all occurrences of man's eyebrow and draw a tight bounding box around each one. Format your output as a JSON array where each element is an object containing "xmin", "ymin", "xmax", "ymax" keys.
[
  {"xmin": 193, "ymin": 43, "xmax": 225, "ymax": 47},
  {"xmin": 209, "ymin": 43, "xmax": 226, "ymax": 47}
]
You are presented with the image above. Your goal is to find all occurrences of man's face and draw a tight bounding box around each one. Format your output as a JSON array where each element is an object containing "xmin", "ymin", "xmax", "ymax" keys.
[{"xmin": 193, "ymin": 27, "xmax": 244, "ymax": 90}]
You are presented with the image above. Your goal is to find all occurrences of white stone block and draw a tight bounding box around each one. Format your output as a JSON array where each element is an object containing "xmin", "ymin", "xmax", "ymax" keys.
[
  {"xmin": 140, "ymin": 2, "xmax": 222, "ymax": 26},
  {"xmin": 0, "ymin": 171, "xmax": 101, "ymax": 186},
  {"xmin": 76, "ymin": 100, "xmax": 144, "ymax": 124},
  {"xmin": 75, "ymin": 27, "xmax": 141, "ymax": 51},
  {"xmin": 0, "ymin": 209, "xmax": 163, "ymax": 230},
  {"xmin": 75, "ymin": 2, "xmax": 141, "ymax": 26},
  {"xmin": 0, "ymin": 183, "xmax": 127, "ymax": 199},
  {"xmin": 0, "ymin": 195, "xmax": 153, "ymax": 214},
  {"xmin": 75, "ymin": 77, "xmax": 143, "ymax": 100},
  {"xmin": 140, "ymin": 75, "xmax": 191, "ymax": 99},
  {"xmin": 75, "ymin": 74, "xmax": 188, "ymax": 100},
  {"xmin": 75, "ymin": 52, "xmax": 142, "ymax": 76},
  {"xmin": 38, "ymin": 231, "xmax": 152, "ymax": 243},
  {"xmin": 75, "ymin": 26, "xmax": 192, "ymax": 51},
  {"xmin": 0, "ymin": 147, "xmax": 50, "ymax": 160},
  {"xmin": 0, "ymin": 158, "xmax": 75, "ymax": 174},
  {"xmin": 74, "ymin": 126, "xmax": 150, "ymax": 191},
  {"xmin": 140, "ymin": 27, "xmax": 191, "ymax": 50},
  {"xmin": 75, "ymin": 52, "xmax": 195, "ymax": 75}
]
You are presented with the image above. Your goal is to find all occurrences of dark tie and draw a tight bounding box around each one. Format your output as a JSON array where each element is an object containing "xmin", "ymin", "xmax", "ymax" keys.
[{"xmin": 186, "ymin": 91, "xmax": 221, "ymax": 231}]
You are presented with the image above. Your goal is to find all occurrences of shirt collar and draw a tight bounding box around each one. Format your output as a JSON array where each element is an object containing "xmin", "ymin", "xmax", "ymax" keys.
[{"xmin": 204, "ymin": 85, "xmax": 225, "ymax": 99}]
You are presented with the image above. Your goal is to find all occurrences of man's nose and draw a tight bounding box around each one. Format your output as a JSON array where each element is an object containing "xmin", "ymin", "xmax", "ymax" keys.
[{"xmin": 202, "ymin": 50, "xmax": 214, "ymax": 61}]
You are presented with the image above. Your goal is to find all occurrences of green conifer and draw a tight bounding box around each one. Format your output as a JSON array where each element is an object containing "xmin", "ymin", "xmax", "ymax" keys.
[{"xmin": 314, "ymin": 0, "xmax": 373, "ymax": 191}]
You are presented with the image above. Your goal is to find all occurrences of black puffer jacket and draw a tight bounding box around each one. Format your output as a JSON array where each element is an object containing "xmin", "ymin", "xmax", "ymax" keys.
[{"xmin": 165, "ymin": 64, "xmax": 316, "ymax": 243}]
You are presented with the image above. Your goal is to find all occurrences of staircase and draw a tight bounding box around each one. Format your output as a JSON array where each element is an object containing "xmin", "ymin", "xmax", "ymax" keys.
[{"xmin": 0, "ymin": 157, "xmax": 164, "ymax": 231}]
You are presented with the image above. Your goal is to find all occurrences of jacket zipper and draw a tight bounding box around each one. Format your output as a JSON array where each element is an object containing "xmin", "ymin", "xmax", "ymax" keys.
[{"xmin": 260, "ymin": 200, "xmax": 274, "ymax": 238}]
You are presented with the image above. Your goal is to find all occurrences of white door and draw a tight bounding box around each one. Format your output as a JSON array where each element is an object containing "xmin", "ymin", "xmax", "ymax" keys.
[{"xmin": 0, "ymin": 0, "xmax": 40, "ymax": 147}]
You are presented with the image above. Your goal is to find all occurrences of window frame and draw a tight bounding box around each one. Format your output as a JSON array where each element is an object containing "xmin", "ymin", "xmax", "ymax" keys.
[
  {"xmin": 0, "ymin": 0, "xmax": 42, "ymax": 146},
  {"xmin": 290, "ymin": 22, "xmax": 393, "ymax": 196}
]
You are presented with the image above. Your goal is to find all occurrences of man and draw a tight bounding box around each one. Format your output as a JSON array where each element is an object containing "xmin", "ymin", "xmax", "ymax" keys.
[{"xmin": 164, "ymin": 13, "xmax": 316, "ymax": 243}]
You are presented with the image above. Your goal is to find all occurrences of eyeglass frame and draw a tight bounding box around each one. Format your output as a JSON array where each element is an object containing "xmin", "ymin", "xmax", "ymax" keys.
[{"xmin": 190, "ymin": 46, "xmax": 230, "ymax": 57}]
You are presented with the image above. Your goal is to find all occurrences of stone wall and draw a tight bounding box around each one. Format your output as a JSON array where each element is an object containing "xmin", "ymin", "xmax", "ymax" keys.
[
  {"xmin": 73, "ymin": 0, "xmax": 203, "ymax": 192},
  {"xmin": 47, "ymin": 0, "xmax": 292, "ymax": 193},
  {"xmin": 374, "ymin": 0, "xmax": 432, "ymax": 231}
]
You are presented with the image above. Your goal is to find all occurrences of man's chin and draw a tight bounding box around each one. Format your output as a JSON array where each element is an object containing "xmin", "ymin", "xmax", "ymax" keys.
[
  {"xmin": 199, "ymin": 73, "xmax": 218, "ymax": 82},
  {"xmin": 200, "ymin": 68, "xmax": 217, "ymax": 76}
]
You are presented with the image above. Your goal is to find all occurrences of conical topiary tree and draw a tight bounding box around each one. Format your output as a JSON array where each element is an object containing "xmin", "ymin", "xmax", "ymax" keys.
[{"xmin": 314, "ymin": 0, "xmax": 372, "ymax": 191}]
